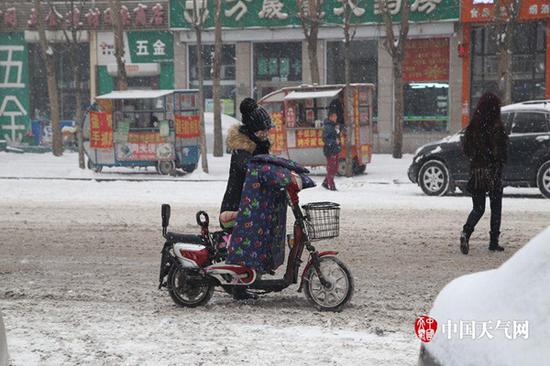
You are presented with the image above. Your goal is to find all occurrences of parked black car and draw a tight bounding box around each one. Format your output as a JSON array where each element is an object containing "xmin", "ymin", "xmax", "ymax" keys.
[{"xmin": 408, "ymin": 100, "xmax": 550, "ymax": 198}]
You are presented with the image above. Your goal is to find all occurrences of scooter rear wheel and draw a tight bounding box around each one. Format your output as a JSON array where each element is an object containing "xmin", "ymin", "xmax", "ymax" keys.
[
  {"xmin": 304, "ymin": 256, "xmax": 354, "ymax": 312},
  {"xmin": 168, "ymin": 267, "xmax": 214, "ymax": 307}
]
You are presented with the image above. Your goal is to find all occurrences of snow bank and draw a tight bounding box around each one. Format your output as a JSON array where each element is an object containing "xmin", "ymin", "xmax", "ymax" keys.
[{"xmin": 425, "ymin": 227, "xmax": 550, "ymax": 366}]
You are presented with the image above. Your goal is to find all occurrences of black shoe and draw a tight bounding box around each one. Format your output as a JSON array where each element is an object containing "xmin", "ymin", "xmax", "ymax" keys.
[
  {"xmin": 460, "ymin": 231, "xmax": 470, "ymax": 255},
  {"xmin": 488, "ymin": 231, "xmax": 504, "ymax": 252},
  {"xmin": 322, "ymin": 181, "xmax": 329, "ymax": 190},
  {"xmin": 329, "ymin": 186, "xmax": 338, "ymax": 191},
  {"xmin": 232, "ymin": 287, "xmax": 258, "ymax": 301}
]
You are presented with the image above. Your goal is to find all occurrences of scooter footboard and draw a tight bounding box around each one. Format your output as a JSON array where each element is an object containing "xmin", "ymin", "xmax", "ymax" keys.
[{"xmin": 298, "ymin": 251, "xmax": 339, "ymax": 292}]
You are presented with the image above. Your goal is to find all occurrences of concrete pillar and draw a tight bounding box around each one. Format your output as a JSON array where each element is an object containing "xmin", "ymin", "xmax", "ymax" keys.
[
  {"xmin": 376, "ymin": 39, "xmax": 393, "ymax": 153},
  {"xmin": 235, "ymin": 41, "xmax": 252, "ymax": 119},
  {"xmin": 449, "ymin": 26, "xmax": 463, "ymax": 133},
  {"xmin": 173, "ymin": 33, "xmax": 188, "ymax": 89}
]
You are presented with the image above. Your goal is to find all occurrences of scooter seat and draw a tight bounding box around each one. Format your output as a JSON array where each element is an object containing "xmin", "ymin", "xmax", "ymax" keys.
[{"xmin": 166, "ymin": 232, "xmax": 205, "ymax": 244}]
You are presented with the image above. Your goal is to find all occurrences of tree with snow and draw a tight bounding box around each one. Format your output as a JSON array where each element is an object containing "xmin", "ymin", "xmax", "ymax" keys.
[
  {"xmin": 297, "ymin": 0, "xmax": 324, "ymax": 85},
  {"xmin": 34, "ymin": 0, "xmax": 63, "ymax": 156},
  {"xmin": 379, "ymin": 0, "xmax": 410, "ymax": 159}
]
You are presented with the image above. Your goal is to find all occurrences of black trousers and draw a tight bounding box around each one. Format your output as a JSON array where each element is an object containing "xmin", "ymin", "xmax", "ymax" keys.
[{"xmin": 463, "ymin": 188, "xmax": 503, "ymax": 235}]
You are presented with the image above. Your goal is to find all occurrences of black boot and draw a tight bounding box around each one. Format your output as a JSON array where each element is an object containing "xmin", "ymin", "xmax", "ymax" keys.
[
  {"xmin": 489, "ymin": 231, "xmax": 504, "ymax": 252},
  {"xmin": 460, "ymin": 226, "xmax": 473, "ymax": 255},
  {"xmin": 232, "ymin": 287, "xmax": 258, "ymax": 301}
]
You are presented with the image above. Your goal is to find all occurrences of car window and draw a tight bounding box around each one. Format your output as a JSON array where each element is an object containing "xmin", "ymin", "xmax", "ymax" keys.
[
  {"xmin": 511, "ymin": 112, "xmax": 549, "ymax": 134},
  {"xmin": 501, "ymin": 112, "xmax": 512, "ymax": 134}
]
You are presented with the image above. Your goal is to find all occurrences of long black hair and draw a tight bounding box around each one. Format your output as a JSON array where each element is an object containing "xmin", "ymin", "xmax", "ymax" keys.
[{"xmin": 463, "ymin": 91, "xmax": 508, "ymax": 164}]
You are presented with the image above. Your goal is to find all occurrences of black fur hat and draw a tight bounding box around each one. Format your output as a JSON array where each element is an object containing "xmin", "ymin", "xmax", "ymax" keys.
[{"xmin": 240, "ymin": 98, "xmax": 272, "ymax": 133}]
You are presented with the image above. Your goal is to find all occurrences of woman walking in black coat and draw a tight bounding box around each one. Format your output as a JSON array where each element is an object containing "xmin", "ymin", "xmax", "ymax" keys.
[{"xmin": 460, "ymin": 91, "xmax": 509, "ymax": 255}]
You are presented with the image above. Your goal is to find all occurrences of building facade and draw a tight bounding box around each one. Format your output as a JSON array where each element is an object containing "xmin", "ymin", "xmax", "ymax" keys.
[{"xmin": 1, "ymin": 0, "xmax": 549, "ymax": 152}]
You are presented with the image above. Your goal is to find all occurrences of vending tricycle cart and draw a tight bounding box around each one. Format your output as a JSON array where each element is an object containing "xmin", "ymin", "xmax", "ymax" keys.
[
  {"xmin": 259, "ymin": 84, "xmax": 374, "ymax": 175},
  {"xmin": 83, "ymin": 89, "xmax": 201, "ymax": 175}
]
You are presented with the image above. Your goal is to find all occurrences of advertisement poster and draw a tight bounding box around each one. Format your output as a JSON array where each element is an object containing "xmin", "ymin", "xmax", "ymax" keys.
[
  {"xmin": 296, "ymin": 129, "xmax": 323, "ymax": 148},
  {"xmin": 175, "ymin": 114, "xmax": 200, "ymax": 138},
  {"xmin": 116, "ymin": 142, "xmax": 174, "ymax": 161},
  {"xmin": 89, "ymin": 112, "xmax": 113, "ymax": 148}
]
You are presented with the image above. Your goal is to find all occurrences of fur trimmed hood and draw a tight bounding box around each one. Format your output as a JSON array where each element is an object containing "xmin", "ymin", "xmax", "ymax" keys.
[{"xmin": 226, "ymin": 125, "xmax": 256, "ymax": 154}]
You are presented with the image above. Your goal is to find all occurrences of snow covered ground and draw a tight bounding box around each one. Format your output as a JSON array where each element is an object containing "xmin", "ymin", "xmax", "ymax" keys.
[{"xmin": 0, "ymin": 152, "xmax": 548, "ymax": 365}]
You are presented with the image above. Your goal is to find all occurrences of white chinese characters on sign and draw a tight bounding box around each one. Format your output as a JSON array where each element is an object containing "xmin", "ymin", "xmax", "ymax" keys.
[
  {"xmin": 334, "ymin": 0, "xmax": 366, "ymax": 16},
  {"xmin": 411, "ymin": 0, "xmax": 441, "ymax": 14},
  {"xmin": 374, "ymin": 0, "xmax": 401, "ymax": 15},
  {"xmin": 259, "ymin": 0, "xmax": 289, "ymax": 20},
  {"xmin": 0, "ymin": 45, "xmax": 27, "ymax": 143},
  {"xmin": 153, "ymin": 40, "xmax": 166, "ymax": 56},
  {"xmin": 0, "ymin": 46, "xmax": 25, "ymax": 88},
  {"xmin": 184, "ymin": 0, "xmax": 209, "ymax": 24},
  {"xmin": 225, "ymin": 0, "xmax": 252, "ymax": 21},
  {"xmin": 136, "ymin": 40, "xmax": 149, "ymax": 56}
]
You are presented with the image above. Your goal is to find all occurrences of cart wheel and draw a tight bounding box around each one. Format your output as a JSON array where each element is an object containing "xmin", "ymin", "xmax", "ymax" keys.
[
  {"xmin": 157, "ymin": 161, "xmax": 175, "ymax": 175},
  {"xmin": 182, "ymin": 163, "xmax": 197, "ymax": 173},
  {"xmin": 87, "ymin": 159, "xmax": 102, "ymax": 173},
  {"xmin": 304, "ymin": 256, "xmax": 354, "ymax": 312}
]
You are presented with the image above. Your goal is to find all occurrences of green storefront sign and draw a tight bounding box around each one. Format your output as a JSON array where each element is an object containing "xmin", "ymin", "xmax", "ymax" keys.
[
  {"xmin": 127, "ymin": 31, "xmax": 174, "ymax": 63},
  {"xmin": 170, "ymin": 0, "xmax": 459, "ymax": 29},
  {"xmin": 0, "ymin": 32, "xmax": 31, "ymax": 144}
]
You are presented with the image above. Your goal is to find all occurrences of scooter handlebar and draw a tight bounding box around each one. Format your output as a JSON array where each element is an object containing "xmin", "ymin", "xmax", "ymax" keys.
[{"xmin": 196, "ymin": 211, "xmax": 209, "ymax": 228}]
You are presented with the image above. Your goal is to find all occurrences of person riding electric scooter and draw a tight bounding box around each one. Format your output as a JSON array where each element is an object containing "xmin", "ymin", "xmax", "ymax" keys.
[{"xmin": 219, "ymin": 98, "xmax": 273, "ymax": 300}]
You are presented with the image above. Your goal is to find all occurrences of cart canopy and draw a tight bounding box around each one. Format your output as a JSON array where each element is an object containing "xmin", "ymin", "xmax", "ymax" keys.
[
  {"xmin": 283, "ymin": 89, "xmax": 342, "ymax": 101},
  {"xmin": 96, "ymin": 90, "xmax": 175, "ymax": 100}
]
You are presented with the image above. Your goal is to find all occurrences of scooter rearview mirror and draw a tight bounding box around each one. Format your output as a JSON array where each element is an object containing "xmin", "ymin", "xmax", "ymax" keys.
[{"xmin": 161, "ymin": 204, "xmax": 171, "ymax": 228}]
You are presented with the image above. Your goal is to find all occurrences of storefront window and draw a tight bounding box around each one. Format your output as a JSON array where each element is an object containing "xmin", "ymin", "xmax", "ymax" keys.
[
  {"xmin": 470, "ymin": 21, "xmax": 546, "ymax": 108},
  {"xmin": 326, "ymin": 40, "xmax": 378, "ymax": 119},
  {"xmin": 253, "ymin": 42, "xmax": 301, "ymax": 82},
  {"xmin": 404, "ymin": 83, "xmax": 449, "ymax": 132},
  {"xmin": 326, "ymin": 40, "xmax": 378, "ymax": 85},
  {"xmin": 189, "ymin": 44, "xmax": 236, "ymax": 115},
  {"xmin": 28, "ymin": 43, "xmax": 90, "ymax": 121},
  {"xmin": 402, "ymin": 38, "xmax": 450, "ymax": 132}
]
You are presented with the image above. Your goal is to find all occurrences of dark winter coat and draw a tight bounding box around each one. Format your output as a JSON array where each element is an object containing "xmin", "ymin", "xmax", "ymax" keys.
[
  {"xmin": 226, "ymin": 155, "xmax": 314, "ymax": 273},
  {"xmin": 463, "ymin": 123, "xmax": 508, "ymax": 193},
  {"xmin": 220, "ymin": 125, "xmax": 270, "ymax": 214},
  {"xmin": 329, "ymin": 98, "xmax": 345, "ymax": 128},
  {"xmin": 322, "ymin": 119, "xmax": 341, "ymax": 157}
]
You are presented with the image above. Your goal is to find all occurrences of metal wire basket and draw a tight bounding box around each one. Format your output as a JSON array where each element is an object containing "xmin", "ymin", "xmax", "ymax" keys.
[{"xmin": 302, "ymin": 202, "xmax": 340, "ymax": 241}]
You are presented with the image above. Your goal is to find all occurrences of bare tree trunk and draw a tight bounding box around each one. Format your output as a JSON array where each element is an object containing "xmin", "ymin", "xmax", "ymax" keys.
[
  {"xmin": 381, "ymin": 0, "xmax": 409, "ymax": 159},
  {"xmin": 195, "ymin": 26, "xmax": 209, "ymax": 173},
  {"xmin": 342, "ymin": 2, "xmax": 355, "ymax": 177},
  {"xmin": 299, "ymin": 0, "xmax": 321, "ymax": 84},
  {"xmin": 73, "ymin": 41, "xmax": 85, "ymax": 169},
  {"xmin": 35, "ymin": 0, "xmax": 63, "ymax": 156},
  {"xmin": 212, "ymin": 0, "xmax": 223, "ymax": 157},
  {"xmin": 393, "ymin": 61, "xmax": 404, "ymax": 159},
  {"xmin": 110, "ymin": 0, "xmax": 127, "ymax": 90},
  {"xmin": 494, "ymin": 0, "xmax": 519, "ymax": 106},
  {"xmin": 307, "ymin": 35, "xmax": 320, "ymax": 84}
]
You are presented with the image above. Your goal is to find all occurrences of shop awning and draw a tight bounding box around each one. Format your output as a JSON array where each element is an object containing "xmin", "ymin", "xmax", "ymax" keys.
[
  {"xmin": 283, "ymin": 89, "xmax": 342, "ymax": 101},
  {"xmin": 96, "ymin": 90, "xmax": 174, "ymax": 100}
]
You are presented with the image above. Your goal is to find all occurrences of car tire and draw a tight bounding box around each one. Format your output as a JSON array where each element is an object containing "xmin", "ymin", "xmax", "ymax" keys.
[
  {"xmin": 537, "ymin": 161, "xmax": 550, "ymax": 199},
  {"xmin": 418, "ymin": 160, "xmax": 450, "ymax": 196}
]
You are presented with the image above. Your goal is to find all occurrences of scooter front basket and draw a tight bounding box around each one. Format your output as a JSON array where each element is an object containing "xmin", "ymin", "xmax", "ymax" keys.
[{"xmin": 302, "ymin": 202, "xmax": 340, "ymax": 241}]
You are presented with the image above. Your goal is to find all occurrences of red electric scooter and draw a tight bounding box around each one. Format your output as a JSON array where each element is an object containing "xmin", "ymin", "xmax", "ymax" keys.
[{"xmin": 158, "ymin": 186, "xmax": 354, "ymax": 312}]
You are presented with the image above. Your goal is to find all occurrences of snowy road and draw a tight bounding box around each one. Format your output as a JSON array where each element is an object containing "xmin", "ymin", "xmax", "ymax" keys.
[
  {"xmin": 1, "ymin": 202, "xmax": 548, "ymax": 365},
  {"xmin": 0, "ymin": 153, "xmax": 548, "ymax": 365}
]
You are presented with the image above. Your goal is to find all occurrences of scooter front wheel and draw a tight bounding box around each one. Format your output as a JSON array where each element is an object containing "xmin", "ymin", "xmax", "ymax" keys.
[
  {"xmin": 168, "ymin": 267, "xmax": 214, "ymax": 307},
  {"xmin": 304, "ymin": 256, "xmax": 354, "ymax": 312}
]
